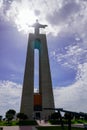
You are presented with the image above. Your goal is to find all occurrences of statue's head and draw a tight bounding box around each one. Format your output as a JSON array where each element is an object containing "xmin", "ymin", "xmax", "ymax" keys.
[{"xmin": 36, "ymin": 19, "xmax": 39, "ymax": 23}]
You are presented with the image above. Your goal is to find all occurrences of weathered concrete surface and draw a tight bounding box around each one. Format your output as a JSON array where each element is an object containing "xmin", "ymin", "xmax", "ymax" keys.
[{"xmin": 20, "ymin": 33, "xmax": 54, "ymax": 119}]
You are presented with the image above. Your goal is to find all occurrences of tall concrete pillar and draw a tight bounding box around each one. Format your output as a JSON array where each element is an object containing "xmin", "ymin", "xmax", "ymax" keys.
[{"xmin": 20, "ymin": 33, "xmax": 54, "ymax": 119}]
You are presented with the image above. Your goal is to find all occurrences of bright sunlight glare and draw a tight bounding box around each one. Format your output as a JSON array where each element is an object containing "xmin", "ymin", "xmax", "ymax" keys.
[
  {"xmin": 6, "ymin": 0, "xmax": 38, "ymax": 34},
  {"xmin": 0, "ymin": 0, "xmax": 3, "ymax": 8},
  {"xmin": 15, "ymin": 9, "xmax": 37, "ymax": 34},
  {"xmin": 5, "ymin": 0, "xmax": 50, "ymax": 35}
]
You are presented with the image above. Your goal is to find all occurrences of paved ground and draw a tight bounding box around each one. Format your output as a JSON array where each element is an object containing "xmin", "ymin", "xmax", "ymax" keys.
[
  {"xmin": 36, "ymin": 120, "xmax": 52, "ymax": 126},
  {"xmin": 36, "ymin": 120, "xmax": 86, "ymax": 128},
  {"xmin": 0, "ymin": 126, "xmax": 37, "ymax": 130},
  {"xmin": 0, "ymin": 122, "xmax": 86, "ymax": 129}
]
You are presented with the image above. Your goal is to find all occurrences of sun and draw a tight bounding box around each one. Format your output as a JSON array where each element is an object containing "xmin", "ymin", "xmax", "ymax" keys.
[{"xmin": 15, "ymin": 9, "xmax": 37, "ymax": 34}]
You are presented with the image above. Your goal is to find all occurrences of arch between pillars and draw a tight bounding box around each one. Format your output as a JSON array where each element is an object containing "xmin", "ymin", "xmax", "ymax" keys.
[
  {"xmin": 33, "ymin": 39, "xmax": 42, "ymax": 113},
  {"xmin": 33, "ymin": 38, "xmax": 41, "ymax": 92}
]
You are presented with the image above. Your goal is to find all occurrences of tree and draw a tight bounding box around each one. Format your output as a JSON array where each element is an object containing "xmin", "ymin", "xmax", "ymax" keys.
[
  {"xmin": 0, "ymin": 116, "xmax": 2, "ymax": 121},
  {"xmin": 17, "ymin": 113, "xmax": 28, "ymax": 120},
  {"xmin": 64, "ymin": 112, "xmax": 74, "ymax": 120},
  {"xmin": 5, "ymin": 109, "xmax": 16, "ymax": 122},
  {"xmin": 50, "ymin": 112, "xmax": 61, "ymax": 120},
  {"xmin": 64, "ymin": 112, "xmax": 74, "ymax": 130},
  {"xmin": 74, "ymin": 113, "xmax": 80, "ymax": 120}
]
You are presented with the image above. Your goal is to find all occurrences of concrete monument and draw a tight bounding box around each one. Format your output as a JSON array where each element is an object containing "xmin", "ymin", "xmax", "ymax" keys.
[{"xmin": 20, "ymin": 20, "xmax": 54, "ymax": 119}]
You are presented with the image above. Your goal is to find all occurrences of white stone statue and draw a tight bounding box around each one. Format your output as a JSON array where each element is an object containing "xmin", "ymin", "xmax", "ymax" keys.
[{"xmin": 32, "ymin": 19, "xmax": 48, "ymax": 34}]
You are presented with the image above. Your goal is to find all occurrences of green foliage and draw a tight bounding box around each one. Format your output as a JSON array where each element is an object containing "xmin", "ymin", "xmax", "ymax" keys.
[
  {"xmin": 5, "ymin": 109, "xmax": 16, "ymax": 122},
  {"xmin": 49, "ymin": 120, "xmax": 61, "ymax": 125},
  {"xmin": 16, "ymin": 120, "xmax": 37, "ymax": 126},
  {"xmin": 0, "ymin": 120, "xmax": 37, "ymax": 126},
  {"xmin": 50, "ymin": 118, "xmax": 87, "ymax": 126},
  {"xmin": 72, "ymin": 119, "xmax": 87, "ymax": 124},
  {"xmin": 6, "ymin": 109, "xmax": 16, "ymax": 115},
  {"xmin": 16, "ymin": 113, "xmax": 28, "ymax": 120},
  {"xmin": 0, "ymin": 116, "xmax": 2, "ymax": 121},
  {"xmin": 64, "ymin": 112, "xmax": 74, "ymax": 120},
  {"xmin": 6, "ymin": 114, "xmax": 14, "ymax": 122},
  {"xmin": 0, "ymin": 121, "xmax": 11, "ymax": 126},
  {"xmin": 50, "ymin": 112, "xmax": 61, "ymax": 120}
]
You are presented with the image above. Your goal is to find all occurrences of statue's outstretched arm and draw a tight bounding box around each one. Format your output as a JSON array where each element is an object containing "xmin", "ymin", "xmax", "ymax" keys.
[{"xmin": 40, "ymin": 24, "xmax": 48, "ymax": 28}]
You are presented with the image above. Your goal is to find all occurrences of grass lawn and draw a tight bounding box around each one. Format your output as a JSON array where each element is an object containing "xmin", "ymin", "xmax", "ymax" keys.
[
  {"xmin": 0, "ymin": 120, "xmax": 37, "ymax": 126},
  {"xmin": 49, "ymin": 119, "xmax": 87, "ymax": 125},
  {"xmin": 37, "ymin": 126, "xmax": 84, "ymax": 130}
]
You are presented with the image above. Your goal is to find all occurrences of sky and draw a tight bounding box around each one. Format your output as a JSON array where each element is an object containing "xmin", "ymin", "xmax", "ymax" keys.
[{"xmin": 0, "ymin": 0, "xmax": 87, "ymax": 117}]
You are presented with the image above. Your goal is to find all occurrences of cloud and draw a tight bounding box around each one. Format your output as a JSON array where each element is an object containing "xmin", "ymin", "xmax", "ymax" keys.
[
  {"xmin": 46, "ymin": 1, "xmax": 80, "ymax": 25},
  {"xmin": 34, "ymin": 10, "xmax": 40, "ymax": 16},
  {"xmin": 0, "ymin": 0, "xmax": 3, "ymax": 8},
  {"xmin": 51, "ymin": 44, "xmax": 87, "ymax": 70},
  {"xmin": 0, "ymin": 80, "xmax": 22, "ymax": 117},
  {"xmin": 0, "ymin": 0, "xmax": 86, "ymax": 36},
  {"xmin": 54, "ymin": 62, "xmax": 87, "ymax": 113},
  {"xmin": 0, "ymin": 63, "xmax": 87, "ymax": 117},
  {"xmin": 0, "ymin": 0, "xmax": 4, "ymax": 19}
]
